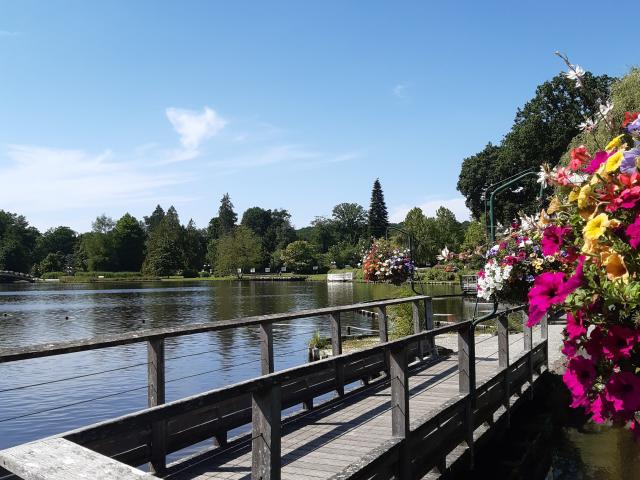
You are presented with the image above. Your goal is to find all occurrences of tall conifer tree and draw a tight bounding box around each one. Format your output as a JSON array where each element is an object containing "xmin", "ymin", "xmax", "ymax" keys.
[{"xmin": 368, "ymin": 178, "xmax": 388, "ymax": 238}]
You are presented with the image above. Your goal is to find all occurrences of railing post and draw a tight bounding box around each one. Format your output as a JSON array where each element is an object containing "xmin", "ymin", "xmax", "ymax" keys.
[
  {"xmin": 330, "ymin": 312, "xmax": 344, "ymax": 396},
  {"xmin": 457, "ymin": 325, "xmax": 475, "ymax": 469},
  {"xmin": 389, "ymin": 342, "xmax": 410, "ymax": 480},
  {"xmin": 541, "ymin": 312, "xmax": 549, "ymax": 369},
  {"xmin": 497, "ymin": 314, "xmax": 510, "ymax": 427},
  {"xmin": 147, "ymin": 338, "xmax": 166, "ymax": 475},
  {"xmin": 377, "ymin": 305, "xmax": 390, "ymax": 376},
  {"xmin": 260, "ymin": 322, "xmax": 275, "ymax": 375},
  {"xmin": 424, "ymin": 297, "xmax": 435, "ymax": 357},
  {"xmin": 412, "ymin": 300, "xmax": 425, "ymax": 361},
  {"xmin": 523, "ymin": 311, "xmax": 534, "ymax": 399},
  {"xmin": 252, "ymin": 384, "xmax": 281, "ymax": 480}
]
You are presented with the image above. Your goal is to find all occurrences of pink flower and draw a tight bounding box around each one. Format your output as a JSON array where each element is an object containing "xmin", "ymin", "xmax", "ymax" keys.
[
  {"xmin": 541, "ymin": 225, "xmax": 571, "ymax": 256},
  {"xmin": 602, "ymin": 325, "xmax": 638, "ymax": 361},
  {"xmin": 626, "ymin": 215, "xmax": 640, "ymax": 248},
  {"xmin": 566, "ymin": 310, "xmax": 586, "ymax": 340},
  {"xmin": 588, "ymin": 392, "xmax": 613, "ymax": 424},
  {"xmin": 605, "ymin": 371, "xmax": 640, "ymax": 414},
  {"xmin": 527, "ymin": 272, "xmax": 567, "ymax": 326},
  {"xmin": 560, "ymin": 255, "xmax": 585, "ymax": 297},
  {"xmin": 607, "ymin": 186, "xmax": 640, "ymax": 212},
  {"xmin": 563, "ymin": 356, "xmax": 597, "ymax": 398},
  {"xmin": 555, "ymin": 167, "xmax": 572, "ymax": 186},
  {"xmin": 585, "ymin": 151, "xmax": 611, "ymax": 174},
  {"xmin": 585, "ymin": 326, "xmax": 605, "ymax": 361},
  {"xmin": 562, "ymin": 339, "xmax": 577, "ymax": 357}
]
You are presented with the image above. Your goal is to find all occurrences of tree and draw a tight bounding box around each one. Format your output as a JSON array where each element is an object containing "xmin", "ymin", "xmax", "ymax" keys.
[
  {"xmin": 112, "ymin": 213, "xmax": 146, "ymax": 271},
  {"xmin": 0, "ymin": 210, "xmax": 39, "ymax": 272},
  {"xmin": 241, "ymin": 207, "xmax": 272, "ymax": 237},
  {"xmin": 214, "ymin": 226, "xmax": 263, "ymax": 276},
  {"xmin": 92, "ymin": 214, "xmax": 115, "ymax": 234},
  {"xmin": 310, "ymin": 216, "xmax": 336, "ymax": 253},
  {"xmin": 461, "ymin": 219, "xmax": 487, "ymax": 253},
  {"xmin": 38, "ymin": 252, "xmax": 65, "ymax": 273},
  {"xmin": 332, "ymin": 203, "xmax": 367, "ymax": 245},
  {"xmin": 281, "ymin": 240, "xmax": 317, "ymax": 273},
  {"xmin": 79, "ymin": 231, "xmax": 117, "ymax": 271},
  {"xmin": 218, "ymin": 193, "xmax": 237, "ymax": 235},
  {"xmin": 182, "ymin": 219, "xmax": 206, "ymax": 275},
  {"xmin": 35, "ymin": 226, "xmax": 77, "ymax": 262},
  {"xmin": 368, "ymin": 178, "xmax": 389, "ymax": 238},
  {"xmin": 144, "ymin": 205, "xmax": 165, "ymax": 234},
  {"xmin": 327, "ymin": 241, "xmax": 361, "ymax": 268},
  {"xmin": 434, "ymin": 207, "xmax": 463, "ymax": 252},
  {"xmin": 457, "ymin": 72, "xmax": 614, "ymax": 223},
  {"xmin": 142, "ymin": 207, "xmax": 183, "ymax": 276}
]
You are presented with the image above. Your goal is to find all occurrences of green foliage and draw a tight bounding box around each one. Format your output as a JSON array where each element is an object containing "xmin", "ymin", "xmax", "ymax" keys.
[
  {"xmin": 368, "ymin": 178, "xmax": 388, "ymax": 238},
  {"xmin": 387, "ymin": 286, "xmax": 417, "ymax": 339},
  {"xmin": 331, "ymin": 203, "xmax": 367, "ymax": 245},
  {"xmin": 38, "ymin": 252, "xmax": 65, "ymax": 274},
  {"xmin": 182, "ymin": 219, "xmax": 206, "ymax": 273},
  {"xmin": 327, "ymin": 241, "xmax": 362, "ymax": 268},
  {"xmin": 214, "ymin": 226, "xmax": 263, "ymax": 276},
  {"xmin": 142, "ymin": 207, "xmax": 183, "ymax": 276},
  {"xmin": 308, "ymin": 330, "xmax": 330, "ymax": 349},
  {"xmin": 41, "ymin": 271, "xmax": 65, "ymax": 279},
  {"xmin": 218, "ymin": 193, "xmax": 237, "ymax": 236},
  {"xmin": 0, "ymin": 210, "xmax": 39, "ymax": 272},
  {"xmin": 461, "ymin": 219, "xmax": 487, "ymax": 253},
  {"xmin": 143, "ymin": 205, "xmax": 165, "ymax": 234},
  {"xmin": 402, "ymin": 206, "xmax": 463, "ymax": 265},
  {"xmin": 35, "ymin": 226, "xmax": 77, "ymax": 262},
  {"xmin": 281, "ymin": 240, "xmax": 318, "ymax": 273},
  {"xmin": 458, "ymin": 71, "xmax": 615, "ymax": 223},
  {"xmin": 416, "ymin": 267, "xmax": 458, "ymax": 282},
  {"xmin": 112, "ymin": 213, "xmax": 145, "ymax": 272}
]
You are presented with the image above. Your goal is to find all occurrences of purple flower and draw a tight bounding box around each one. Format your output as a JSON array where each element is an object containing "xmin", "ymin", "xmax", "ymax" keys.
[
  {"xmin": 621, "ymin": 147, "xmax": 640, "ymax": 174},
  {"xmin": 627, "ymin": 117, "xmax": 640, "ymax": 135}
]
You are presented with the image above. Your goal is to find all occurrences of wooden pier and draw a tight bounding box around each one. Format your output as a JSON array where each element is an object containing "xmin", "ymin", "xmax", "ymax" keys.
[{"xmin": 0, "ymin": 296, "xmax": 552, "ymax": 480}]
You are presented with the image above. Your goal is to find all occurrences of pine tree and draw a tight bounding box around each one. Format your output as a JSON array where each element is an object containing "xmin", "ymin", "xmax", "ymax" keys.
[
  {"xmin": 218, "ymin": 193, "xmax": 237, "ymax": 235},
  {"xmin": 368, "ymin": 178, "xmax": 388, "ymax": 238}
]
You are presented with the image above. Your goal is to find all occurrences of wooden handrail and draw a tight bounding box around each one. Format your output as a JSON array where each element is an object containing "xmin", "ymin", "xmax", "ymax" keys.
[{"xmin": 0, "ymin": 295, "xmax": 430, "ymax": 363}]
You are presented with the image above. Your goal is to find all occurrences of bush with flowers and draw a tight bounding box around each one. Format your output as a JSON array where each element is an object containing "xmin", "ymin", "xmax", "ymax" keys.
[
  {"xmin": 362, "ymin": 239, "xmax": 415, "ymax": 285},
  {"xmin": 522, "ymin": 56, "xmax": 640, "ymax": 438}
]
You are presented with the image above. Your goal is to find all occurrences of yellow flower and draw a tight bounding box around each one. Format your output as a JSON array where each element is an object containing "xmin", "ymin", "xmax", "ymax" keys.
[
  {"xmin": 605, "ymin": 134, "xmax": 625, "ymax": 151},
  {"xmin": 577, "ymin": 185, "xmax": 591, "ymax": 209},
  {"xmin": 600, "ymin": 250, "xmax": 629, "ymax": 283},
  {"xmin": 538, "ymin": 209, "xmax": 551, "ymax": 227},
  {"xmin": 584, "ymin": 213, "xmax": 610, "ymax": 240},
  {"xmin": 568, "ymin": 189, "xmax": 579, "ymax": 203},
  {"xmin": 605, "ymin": 150, "xmax": 623, "ymax": 173},
  {"xmin": 547, "ymin": 196, "xmax": 561, "ymax": 214},
  {"xmin": 582, "ymin": 237, "xmax": 601, "ymax": 254}
]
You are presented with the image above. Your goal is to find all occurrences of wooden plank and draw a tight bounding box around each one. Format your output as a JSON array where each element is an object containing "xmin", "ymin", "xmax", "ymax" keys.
[
  {"xmin": 0, "ymin": 438, "xmax": 158, "ymax": 480},
  {"xmin": 411, "ymin": 301, "xmax": 424, "ymax": 361},
  {"xmin": 260, "ymin": 322, "xmax": 275, "ymax": 375},
  {"xmin": 376, "ymin": 306, "xmax": 388, "ymax": 343},
  {"xmin": 0, "ymin": 296, "xmax": 431, "ymax": 363},
  {"xmin": 252, "ymin": 385, "xmax": 281, "ymax": 480},
  {"xmin": 389, "ymin": 343, "xmax": 409, "ymax": 480},
  {"xmin": 147, "ymin": 339, "xmax": 166, "ymax": 475}
]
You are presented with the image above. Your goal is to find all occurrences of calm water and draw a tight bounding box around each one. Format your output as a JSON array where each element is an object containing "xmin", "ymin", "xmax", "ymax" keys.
[{"xmin": 0, "ymin": 280, "xmax": 470, "ymax": 451}]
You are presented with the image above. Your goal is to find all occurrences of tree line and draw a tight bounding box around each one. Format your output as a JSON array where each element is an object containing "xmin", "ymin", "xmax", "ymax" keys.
[{"xmin": 4, "ymin": 178, "xmax": 461, "ymax": 277}]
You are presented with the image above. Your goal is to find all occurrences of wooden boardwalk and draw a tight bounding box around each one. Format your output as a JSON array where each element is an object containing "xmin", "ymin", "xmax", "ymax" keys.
[
  {"xmin": 167, "ymin": 333, "xmax": 533, "ymax": 480},
  {"xmin": 0, "ymin": 296, "xmax": 556, "ymax": 480}
]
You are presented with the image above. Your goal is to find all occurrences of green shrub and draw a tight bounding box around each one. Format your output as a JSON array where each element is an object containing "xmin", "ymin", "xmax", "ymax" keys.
[
  {"xmin": 41, "ymin": 271, "xmax": 65, "ymax": 279},
  {"xmin": 308, "ymin": 330, "xmax": 330, "ymax": 349},
  {"xmin": 416, "ymin": 267, "xmax": 458, "ymax": 282}
]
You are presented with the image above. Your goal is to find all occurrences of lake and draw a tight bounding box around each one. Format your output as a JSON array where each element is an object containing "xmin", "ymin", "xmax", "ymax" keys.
[{"xmin": 0, "ymin": 280, "xmax": 470, "ymax": 451}]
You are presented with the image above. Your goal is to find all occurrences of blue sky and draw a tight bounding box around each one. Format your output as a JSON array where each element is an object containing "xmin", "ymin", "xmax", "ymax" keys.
[{"xmin": 0, "ymin": 1, "xmax": 636, "ymax": 232}]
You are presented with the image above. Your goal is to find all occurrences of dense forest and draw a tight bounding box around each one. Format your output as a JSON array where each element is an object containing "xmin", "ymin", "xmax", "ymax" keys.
[{"xmin": 0, "ymin": 179, "xmax": 475, "ymax": 277}]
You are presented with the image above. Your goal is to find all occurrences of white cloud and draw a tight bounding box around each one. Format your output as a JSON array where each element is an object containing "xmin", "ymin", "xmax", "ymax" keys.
[
  {"xmin": 166, "ymin": 106, "xmax": 226, "ymax": 150},
  {"xmin": 390, "ymin": 197, "xmax": 471, "ymax": 223},
  {"xmin": 0, "ymin": 145, "xmax": 188, "ymax": 224},
  {"xmin": 392, "ymin": 82, "xmax": 410, "ymax": 99}
]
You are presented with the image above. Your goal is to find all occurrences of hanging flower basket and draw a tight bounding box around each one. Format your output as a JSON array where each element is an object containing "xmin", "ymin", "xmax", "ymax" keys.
[{"xmin": 362, "ymin": 239, "xmax": 415, "ymax": 285}]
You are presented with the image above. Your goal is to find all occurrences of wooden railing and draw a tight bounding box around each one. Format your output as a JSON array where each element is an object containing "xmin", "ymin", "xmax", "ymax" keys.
[
  {"xmin": 0, "ymin": 297, "xmax": 549, "ymax": 479},
  {"xmin": 0, "ymin": 296, "xmax": 434, "ymax": 476}
]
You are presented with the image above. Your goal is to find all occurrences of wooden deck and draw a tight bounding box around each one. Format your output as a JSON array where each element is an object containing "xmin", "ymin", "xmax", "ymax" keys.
[
  {"xmin": 0, "ymin": 296, "xmax": 557, "ymax": 480},
  {"xmin": 166, "ymin": 332, "xmax": 533, "ymax": 480}
]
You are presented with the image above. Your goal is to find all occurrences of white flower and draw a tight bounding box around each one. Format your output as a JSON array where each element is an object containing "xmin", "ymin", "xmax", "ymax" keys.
[
  {"xmin": 579, "ymin": 118, "xmax": 597, "ymax": 132},
  {"xmin": 537, "ymin": 166, "xmax": 550, "ymax": 187},
  {"xmin": 599, "ymin": 101, "xmax": 614, "ymax": 118},
  {"xmin": 563, "ymin": 65, "xmax": 585, "ymax": 86}
]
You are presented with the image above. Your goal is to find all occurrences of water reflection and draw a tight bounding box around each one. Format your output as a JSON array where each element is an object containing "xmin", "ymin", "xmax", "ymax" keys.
[{"xmin": 0, "ymin": 280, "xmax": 469, "ymax": 450}]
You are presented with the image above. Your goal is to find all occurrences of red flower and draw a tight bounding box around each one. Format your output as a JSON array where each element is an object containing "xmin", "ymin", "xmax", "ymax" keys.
[
  {"xmin": 606, "ymin": 186, "xmax": 640, "ymax": 212},
  {"xmin": 569, "ymin": 145, "xmax": 590, "ymax": 171},
  {"xmin": 622, "ymin": 111, "xmax": 640, "ymax": 128},
  {"xmin": 541, "ymin": 225, "xmax": 571, "ymax": 256},
  {"xmin": 566, "ymin": 310, "xmax": 586, "ymax": 340},
  {"xmin": 605, "ymin": 371, "xmax": 640, "ymax": 415}
]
